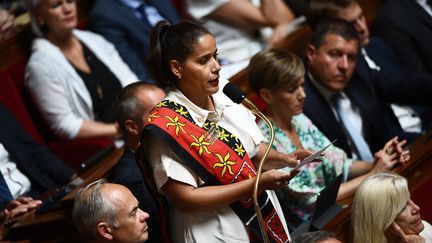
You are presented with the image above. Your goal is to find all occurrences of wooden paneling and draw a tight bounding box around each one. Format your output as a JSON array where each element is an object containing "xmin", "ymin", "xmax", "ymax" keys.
[{"xmin": 357, "ymin": 0, "xmax": 384, "ymax": 23}]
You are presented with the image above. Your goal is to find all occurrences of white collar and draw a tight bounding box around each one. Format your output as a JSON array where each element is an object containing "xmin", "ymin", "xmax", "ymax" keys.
[
  {"xmin": 415, "ymin": 0, "xmax": 432, "ymax": 16},
  {"xmin": 118, "ymin": 0, "xmax": 144, "ymax": 9},
  {"xmin": 166, "ymin": 79, "xmax": 235, "ymax": 127}
]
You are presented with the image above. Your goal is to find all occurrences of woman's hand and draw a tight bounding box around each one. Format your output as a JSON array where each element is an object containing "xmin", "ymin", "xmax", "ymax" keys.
[
  {"xmin": 372, "ymin": 137, "xmax": 410, "ymax": 173},
  {"xmin": 255, "ymin": 143, "xmax": 311, "ymax": 169},
  {"xmin": 281, "ymin": 149, "xmax": 322, "ymax": 168},
  {"xmin": 278, "ymin": 149, "xmax": 322, "ymax": 169},
  {"xmin": 0, "ymin": 9, "xmax": 15, "ymax": 39},
  {"xmin": 162, "ymin": 169, "xmax": 299, "ymax": 213},
  {"xmin": 385, "ymin": 222, "xmax": 426, "ymax": 243},
  {"xmin": 259, "ymin": 169, "xmax": 299, "ymax": 191}
]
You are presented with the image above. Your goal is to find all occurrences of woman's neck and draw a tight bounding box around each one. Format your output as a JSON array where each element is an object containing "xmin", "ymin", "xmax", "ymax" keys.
[
  {"xmin": 267, "ymin": 107, "xmax": 304, "ymax": 149},
  {"xmin": 266, "ymin": 108, "xmax": 293, "ymax": 131},
  {"xmin": 180, "ymin": 88, "xmax": 215, "ymax": 111},
  {"xmin": 46, "ymin": 30, "xmax": 76, "ymax": 51}
]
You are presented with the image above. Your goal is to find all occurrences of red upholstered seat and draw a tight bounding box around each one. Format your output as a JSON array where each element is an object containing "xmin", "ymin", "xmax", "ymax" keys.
[
  {"xmin": 412, "ymin": 178, "xmax": 432, "ymax": 223},
  {"xmin": 0, "ymin": 70, "xmax": 45, "ymax": 144}
]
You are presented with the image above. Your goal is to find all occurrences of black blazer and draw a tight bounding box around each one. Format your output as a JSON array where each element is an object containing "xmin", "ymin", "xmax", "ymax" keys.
[
  {"xmin": 303, "ymin": 54, "xmax": 428, "ymax": 158},
  {"xmin": 373, "ymin": 0, "xmax": 432, "ymax": 75},
  {"xmin": 363, "ymin": 37, "xmax": 400, "ymax": 74},
  {"xmin": 89, "ymin": 0, "xmax": 180, "ymax": 82},
  {"xmin": 0, "ymin": 105, "xmax": 75, "ymax": 197},
  {"xmin": 358, "ymin": 37, "xmax": 432, "ymax": 130},
  {"xmin": 303, "ymin": 74, "xmax": 395, "ymax": 158}
]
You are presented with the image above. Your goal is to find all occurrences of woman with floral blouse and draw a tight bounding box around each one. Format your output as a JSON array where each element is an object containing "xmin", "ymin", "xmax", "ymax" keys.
[{"xmin": 247, "ymin": 49, "xmax": 410, "ymax": 229}]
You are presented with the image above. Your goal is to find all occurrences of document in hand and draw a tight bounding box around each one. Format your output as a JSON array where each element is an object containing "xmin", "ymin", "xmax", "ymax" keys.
[{"xmin": 293, "ymin": 139, "xmax": 337, "ymax": 171}]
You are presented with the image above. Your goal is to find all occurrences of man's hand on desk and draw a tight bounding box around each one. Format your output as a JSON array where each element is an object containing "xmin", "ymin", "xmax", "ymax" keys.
[
  {"xmin": 1, "ymin": 197, "xmax": 42, "ymax": 225},
  {"xmin": 372, "ymin": 137, "xmax": 410, "ymax": 173}
]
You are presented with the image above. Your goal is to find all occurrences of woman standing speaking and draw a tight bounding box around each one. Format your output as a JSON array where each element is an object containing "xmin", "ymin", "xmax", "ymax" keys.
[{"xmin": 138, "ymin": 20, "xmax": 312, "ymax": 243}]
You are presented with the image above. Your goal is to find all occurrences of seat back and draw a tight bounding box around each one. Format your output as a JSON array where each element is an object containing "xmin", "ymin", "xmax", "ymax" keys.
[
  {"xmin": 0, "ymin": 70, "xmax": 45, "ymax": 144},
  {"xmin": 229, "ymin": 24, "xmax": 312, "ymax": 110}
]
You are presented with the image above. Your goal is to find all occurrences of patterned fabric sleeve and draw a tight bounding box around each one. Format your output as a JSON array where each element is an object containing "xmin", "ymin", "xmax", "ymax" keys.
[
  {"xmin": 297, "ymin": 114, "xmax": 354, "ymax": 182},
  {"xmin": 257, "ymin": 113, "xmax": 354, "ymax": 222}
]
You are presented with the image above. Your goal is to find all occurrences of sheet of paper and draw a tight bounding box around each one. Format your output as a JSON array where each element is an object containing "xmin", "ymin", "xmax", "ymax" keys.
[{"xmin": 292, "ymin": 139, "xmax": 337, "ymax": 171}]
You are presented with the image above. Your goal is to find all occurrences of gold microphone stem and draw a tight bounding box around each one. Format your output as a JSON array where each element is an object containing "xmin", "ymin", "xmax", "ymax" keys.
[{"xmin": 243, "ymin": 98, "xmax": 274, "ymax": 243}]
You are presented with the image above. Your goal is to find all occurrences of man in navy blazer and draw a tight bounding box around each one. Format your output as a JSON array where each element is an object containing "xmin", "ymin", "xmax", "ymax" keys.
[
  {"xmin": 89, "ymin": 0, "xmax": 181, "ymax": 82},
  {"xmin": 306, "ymin": 0, "xmax": 432, "ymax": 132},
  {"xmin": 374, "ymin": 0, "xmax": 432, "ymax": 76},
  {"xmin": 0, "ymin": 104, "xmax": 76, "ymax": 209},
  {"xmin": 303, "ymin": 19, "xmax": 432, "ymax": 159}
]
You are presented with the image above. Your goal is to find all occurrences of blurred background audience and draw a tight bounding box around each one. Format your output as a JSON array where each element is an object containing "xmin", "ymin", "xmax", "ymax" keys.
[
  {"xmin": 184, "ymin": 0, "xmax": 297, "ymax": 64},
  {"xmin": 25, "ymin": 0, "xmax": 139, "ymax": 140},
  {"xmin": 373, "ymin": 0, "xmax": 432, "ymax": 76},
  {"xmin": 89, "ymin": 0, "xmax": 180, "ymax": 83}
]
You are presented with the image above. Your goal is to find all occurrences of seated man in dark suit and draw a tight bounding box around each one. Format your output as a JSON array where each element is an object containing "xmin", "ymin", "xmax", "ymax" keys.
[
  {"xmin": 303, "ymin": 19, "xmax": 432, "ymax": 160},
  {"xmin": 114, "ymin": 82, "xmax": 166, "ymax": 243},
  {"xmin": 89, "ymin": 0, "xmax": 180, "ymax": 82},
  {"xmin": 373, "ymin": 0, "xmax": 432, "ymax": 76},
  {"xmin": 0, "ymin": 104, "xmax": 76, "ymax": 209},
  {"xmin": 306, "ymin": 0, "xmax": 432, "ymax": 132}
]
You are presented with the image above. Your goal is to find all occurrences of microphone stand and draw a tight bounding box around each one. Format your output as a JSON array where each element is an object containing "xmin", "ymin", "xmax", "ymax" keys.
[{"xmin": 242, "ymin": 98, "xmax": 274, "ymax": 243}]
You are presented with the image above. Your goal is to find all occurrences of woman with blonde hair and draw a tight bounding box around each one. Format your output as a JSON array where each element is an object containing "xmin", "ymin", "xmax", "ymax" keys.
[{"xmin": 352, "ymin": 173, "xmax": 432, "ymax": 243}]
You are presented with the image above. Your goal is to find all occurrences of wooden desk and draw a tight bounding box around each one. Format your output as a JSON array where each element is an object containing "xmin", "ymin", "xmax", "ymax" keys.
[
  {"xmin": 3, "ymin": 210, "xmax": 72, "ymax": 243},
  {"xmin": 395, "ymin": 131, "xmax": 432, "ymax": 191},
  {"xmin": 3, "ymin": 147, "xmax": 124, "ymax": 242},
  {"xmin": 323, "ymin": 131, "xmax": 432, "ymax": 242},
  {"xmin": 61, "ymin": 146, "xmax": 125, "ymax": 209}
]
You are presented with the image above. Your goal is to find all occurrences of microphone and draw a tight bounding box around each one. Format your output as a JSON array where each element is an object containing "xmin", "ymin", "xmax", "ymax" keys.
[
  {"xmin": 222, "ymin": 82, "xmax": 246, "ymax": 104},
  {"xmin": 223, "ymin": 82, "xmax": 274, "ymax": 243},
  {"xmin": 222, "ymin": 82, "xmax": 262, "ymax": 115}
]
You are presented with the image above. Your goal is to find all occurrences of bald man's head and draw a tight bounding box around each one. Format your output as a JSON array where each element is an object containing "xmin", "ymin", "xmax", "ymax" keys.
[{"xmin": 73, "ymin": 180, "xmax": 150, "ymax": 243}]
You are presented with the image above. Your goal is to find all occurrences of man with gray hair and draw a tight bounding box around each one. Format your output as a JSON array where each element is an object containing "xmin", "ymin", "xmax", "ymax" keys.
[
  {"xmin": 72, "ymin": 179, "xmax": 150, "ymax": 243},
  {"xmin": 113, "ymin": 82, "xmax": 167, "ymax": 243},
  {"xmin": 115, "ymin": 83, "xmax": 166, "ymax": 151}
]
